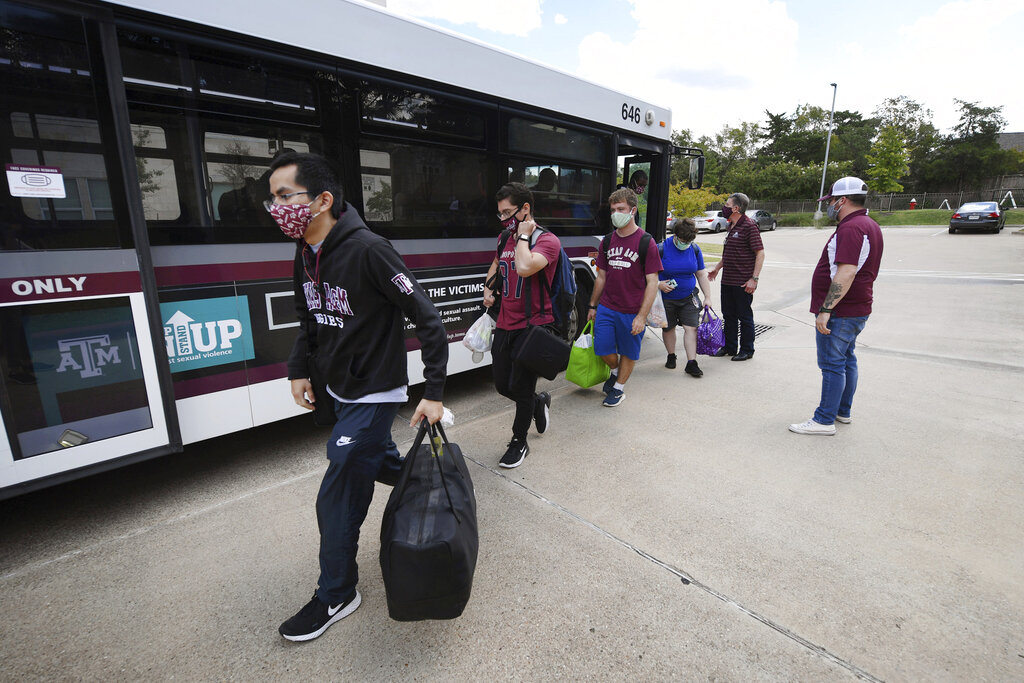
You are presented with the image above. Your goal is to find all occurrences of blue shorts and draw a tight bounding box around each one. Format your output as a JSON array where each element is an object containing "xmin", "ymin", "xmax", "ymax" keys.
[{"xmin": 593, "ymin": 305, "xmax": 644, "ymax": 361}]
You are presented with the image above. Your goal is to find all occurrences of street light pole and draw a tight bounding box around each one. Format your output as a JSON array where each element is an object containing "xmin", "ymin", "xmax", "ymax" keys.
[{"xmin": 814, "ymin": 82, "xmax": 838, "ymax": 220}]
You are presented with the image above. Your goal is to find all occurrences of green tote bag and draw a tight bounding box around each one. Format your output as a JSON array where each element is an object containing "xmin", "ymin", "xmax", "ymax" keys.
[{"xmin": 565, "ymin": 320, "xmax": 610, "ymax": 388}]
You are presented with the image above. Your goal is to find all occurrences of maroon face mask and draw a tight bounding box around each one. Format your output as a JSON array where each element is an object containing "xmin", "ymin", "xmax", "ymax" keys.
[
  {"xmin": 720, "ymin": 206, "xmax": 733, "ymax": 219},
  {"xmin": 500, "ymin": 206, "xmax": 522, "ymax": 230}
]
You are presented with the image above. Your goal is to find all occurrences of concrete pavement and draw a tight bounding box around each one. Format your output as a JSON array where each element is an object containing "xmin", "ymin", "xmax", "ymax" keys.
[{"xmin": 1, "ymin": 226, "xmax": 1022, "ymax": 681}]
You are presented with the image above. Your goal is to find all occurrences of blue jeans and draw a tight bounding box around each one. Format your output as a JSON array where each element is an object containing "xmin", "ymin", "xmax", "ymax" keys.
[{"xmin": 813, "ymin": 315, "xmax": 869, "ymax": 425}]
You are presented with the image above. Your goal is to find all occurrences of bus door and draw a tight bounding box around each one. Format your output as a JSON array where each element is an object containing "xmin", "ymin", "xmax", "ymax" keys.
[
  {"xmin": 0, "ymin": 3, "xmax": 176, "ymax": 494},
  {"xmin": 620, "ymin": 146, "xmax": 668, "ymax": 240}
]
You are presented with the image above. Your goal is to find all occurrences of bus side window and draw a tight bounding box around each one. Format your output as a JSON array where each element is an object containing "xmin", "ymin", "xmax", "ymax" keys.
[
  {"xmin": 117, "ymin": 29, "xmax": 331, "ymax": 245},
  {"xmin": 1, "ymin": 8, "xmax": 125, "ymax": 250},
  {"xmin": 359, "ymin": 142, "xmax": 489, "ymax": 240},
  {"xmin": 358, "ymin": 83, "xmax": 490, "ymax": 240},
  {"xmin": 508, "ymin": 161, "xmax": 608, "ymax": 236}
]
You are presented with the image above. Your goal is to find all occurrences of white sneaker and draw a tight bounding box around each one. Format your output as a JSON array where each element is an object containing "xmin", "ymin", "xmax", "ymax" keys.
[
  {"xmin": 835, "ymin": 415, "xmax": 852, "ymax": 424},
  {"xmin": 788, "ymin": 419, "xmax": 836, "ymax": 436}
]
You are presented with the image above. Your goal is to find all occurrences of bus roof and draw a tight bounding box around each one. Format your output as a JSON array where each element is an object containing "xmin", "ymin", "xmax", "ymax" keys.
[{"xmin": 103, "ymin": 0, "xmax": 673, "ymax": 142}]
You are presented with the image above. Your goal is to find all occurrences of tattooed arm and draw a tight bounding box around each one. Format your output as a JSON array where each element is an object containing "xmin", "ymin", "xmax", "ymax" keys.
[{"xmin": 816, "ymin": 263, "xmax": 858, "ymax": 335}]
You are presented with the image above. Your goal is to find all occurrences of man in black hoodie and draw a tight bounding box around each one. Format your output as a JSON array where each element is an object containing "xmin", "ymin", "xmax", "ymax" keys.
[{"xmin": 267, "ymin": 153, "xmax": 448, "ymax": 642}]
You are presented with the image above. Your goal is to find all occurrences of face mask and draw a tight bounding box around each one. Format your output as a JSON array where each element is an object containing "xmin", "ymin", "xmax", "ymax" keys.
[
  {"xmin": 720, "ymin": 206, "xmax": 733, "ymax": 219},
  {"xmin": 632, "ymin": 184, "xmax": 646, "ymax": 195},
  {"xmin": 826, "ymin": 199, "xmax": 843, "ymax": 221},
  {"xmin": 673, "ymin": 237, "xmax": 691, "ymax": 250},
  {"xmin": 611, "ymin": 210, "xmax": 633, "ymax": 229},
  {"xmin": 270, "ymin": 198, "xmax": 323, "ymax": 239},
  {"xmin": 500, "ymin": 206, "xmax": 522, "ymax": 230}
]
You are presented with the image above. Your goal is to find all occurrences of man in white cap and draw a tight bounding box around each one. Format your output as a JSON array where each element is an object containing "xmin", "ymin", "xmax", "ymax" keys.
[{"xmin": 789, "ymin": 177, "xmax": 884, "ymax": 436}]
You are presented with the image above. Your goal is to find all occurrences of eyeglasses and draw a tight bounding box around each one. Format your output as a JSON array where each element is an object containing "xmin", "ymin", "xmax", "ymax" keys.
[
  {"xmin": 496, "ymin": 205, "xmax": 521, "ymax": 221},
  {"xmin": 263, "ymin": 191, "xmax": 311, "ymax": 212}
]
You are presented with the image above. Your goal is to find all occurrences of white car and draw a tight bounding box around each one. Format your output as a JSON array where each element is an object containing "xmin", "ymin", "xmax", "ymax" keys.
[{"xmin": 696, "ymin": 210, "xmax": 729, "ymax": 233}]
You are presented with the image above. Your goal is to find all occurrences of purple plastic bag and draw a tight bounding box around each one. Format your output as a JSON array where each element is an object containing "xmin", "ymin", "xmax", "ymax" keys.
[{"xmin": 696, "ymin": 306, "xmax": 725, "ymax": 356}]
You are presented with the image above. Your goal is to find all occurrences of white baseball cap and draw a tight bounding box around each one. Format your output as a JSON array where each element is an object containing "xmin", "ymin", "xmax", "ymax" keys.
[{"xmin": 819, "ymin": 176, "xmax": 869, "ymax": 202}]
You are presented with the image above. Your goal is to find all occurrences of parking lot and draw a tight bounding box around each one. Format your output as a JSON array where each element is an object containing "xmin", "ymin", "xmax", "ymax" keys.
[{"xmin": 1, "ymin": 225, "xmax": 1022, "ymax": 681}]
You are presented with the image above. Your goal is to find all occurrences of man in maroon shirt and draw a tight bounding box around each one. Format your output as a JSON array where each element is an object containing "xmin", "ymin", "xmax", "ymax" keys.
[
  {"xmin": 708, "ymin": 192, "xmax": 764, "ymax": 361},
  {"xmin": 789, "ymin": 177, "xmax": 884, "ymax": 436},
  {"xmin": 587, "ymin": 187, "xmax": 662, "ymax": 407},
  {"xmin": 483, "ymin": 182, "xmax": 561, "ymax": 467}
]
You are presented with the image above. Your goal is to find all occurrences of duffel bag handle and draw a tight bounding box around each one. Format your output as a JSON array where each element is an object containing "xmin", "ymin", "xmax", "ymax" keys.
[
  {"xmin": 390, "ymin": 418, "xmax": 433, "ymax": 499},
  {"xmin": 391, "ymin": 419, "xmax": 460, "ymax": 522},
  {"xmin": 428, "ymin": 421, "xmax": 460, "ymax": 523}
]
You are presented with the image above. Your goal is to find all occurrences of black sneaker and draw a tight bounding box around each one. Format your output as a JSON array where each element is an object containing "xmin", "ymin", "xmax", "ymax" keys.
[
  {"xmin": 665, "ymin": 353, "xmax": 677, "ymax": 369},
  {"xmin": 279, "ymin": 591, "xmax": 361, "ymax": 642},
  {"xmin": 684, "ymin": 360, "xmax": 703, "ymax": 377},
  {"xmin": 534, "ymin": 392, "xmax": 551, "ymax": 434},
  {"xmin": 499, "ymin": 438, "xmax": 529, "ymax": 469}
]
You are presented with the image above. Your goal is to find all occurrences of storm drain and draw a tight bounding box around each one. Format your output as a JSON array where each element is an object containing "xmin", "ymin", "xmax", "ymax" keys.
[{"xmin": 754, "ymin": 323, "xmax": 775, "ymax": 339}]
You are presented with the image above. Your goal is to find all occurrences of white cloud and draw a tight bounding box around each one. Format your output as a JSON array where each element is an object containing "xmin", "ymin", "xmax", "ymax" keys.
[
  {"xmin": 576, "ymin": 0, "xmax": 801, "ymax": 137},
  {"xmin": 387, "ymin": 0, "xmax": 543, "ymax": 37},
  {"xmin": 573, "ymin": 0, "xmax": 1024, "ymax": 138},
  {"xmin": 884, "ymin": 0, "xmax": 1024, "ymax": 132},
  {"xmin": 554, "ymin": 13, "xmax": 568, "ymax": 25}
]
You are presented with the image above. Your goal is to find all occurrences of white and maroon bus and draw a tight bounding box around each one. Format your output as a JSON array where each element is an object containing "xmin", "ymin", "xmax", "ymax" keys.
[{"xmin": 0, "ymin": 0, "xmax": 701, "ymax": 496}]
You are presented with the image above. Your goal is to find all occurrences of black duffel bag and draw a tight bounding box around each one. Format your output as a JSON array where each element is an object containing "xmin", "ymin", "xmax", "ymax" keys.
[
  {"xmin": 379, "ymin": 420, "xmax": 478, "ymax": 621},
  {"xmin": 511, "ymin": 270, "xmax": 570, "ymax": 380}
]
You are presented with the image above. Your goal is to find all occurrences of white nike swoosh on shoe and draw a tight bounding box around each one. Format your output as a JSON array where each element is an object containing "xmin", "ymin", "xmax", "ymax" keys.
[{"xmin": 328, "ymin": 603, "xmax": 343, "ymax": 616}]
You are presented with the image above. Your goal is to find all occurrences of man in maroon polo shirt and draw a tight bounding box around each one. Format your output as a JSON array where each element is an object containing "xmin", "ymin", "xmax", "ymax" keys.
[
  {"xmin": 707, "ymin": 192, "xmax": 764, "ymax": 361},
  {"xmin": 789, "ymin": 177, "xmax": 884, "ymax": 436}
]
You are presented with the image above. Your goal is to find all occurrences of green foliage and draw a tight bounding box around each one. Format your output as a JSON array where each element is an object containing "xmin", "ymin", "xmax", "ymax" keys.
[
  {"xmin": 866, "ymin": 126, "xmax": 910, "ymax": 193},
  {"xmin": 918, "ymin": 99, "xmax": 1019, "ymax": 191},
  {"xmin": 679, "ymin": 95, "xmax": 1021, "ymax": 200},
  {"xmin": 667, "ymin": 183, "xmax": 728, "ymax": 219}
]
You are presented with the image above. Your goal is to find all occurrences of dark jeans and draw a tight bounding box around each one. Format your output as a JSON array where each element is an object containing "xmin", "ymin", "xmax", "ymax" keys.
[
  {"xmin": 492, "ymin": 327, "xmax": 539, "ymax": 440},
  {"xmin": 315, "ymin": 401, "xmax": 402, "ymax": 605},
  {"xmin": 720, "ymin": 284, "xmax": 755, "ymax": 354}
]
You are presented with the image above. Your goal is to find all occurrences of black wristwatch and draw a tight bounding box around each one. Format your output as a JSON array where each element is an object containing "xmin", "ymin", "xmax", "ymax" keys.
[
  {"xmin": 588, "ymin": 305, "xmax": 597, "ymax": 309},
  {"xmin": 818, "ymin": 306, "xmax": 833, "ymax": 314}
]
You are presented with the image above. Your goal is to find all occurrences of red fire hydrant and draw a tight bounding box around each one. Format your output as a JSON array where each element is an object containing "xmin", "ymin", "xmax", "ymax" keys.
[{"xmin": 910, "ymin": 198, "xmax": 917, "ymax": 210}]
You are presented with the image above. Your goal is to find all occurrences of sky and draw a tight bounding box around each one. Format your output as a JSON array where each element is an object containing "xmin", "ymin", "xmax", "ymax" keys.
[{"xmin": 383, "ymin": 0, "xmax": 1024, "ymax": 140}]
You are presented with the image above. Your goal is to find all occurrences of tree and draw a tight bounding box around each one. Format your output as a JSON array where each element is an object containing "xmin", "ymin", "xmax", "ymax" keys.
[
  {"xmin": 669, "ymin": 129, "xmax": 697, "ymax": 185},
  {"xmin": 666, "ymin": 184, "xmax": 728, "ymax": 219},
  {"xmin": 872, "ymin": 96, "xmax": 938, "ymax": 192},
  {"xmin": 866, "ymin": 126, "xmax": 910, "ymax": 193},
  {"xmin": 921, "ymin": 99, "xmax": 1016, "ymax": 192},
  {"xmin": 951, "ymin": 99, "xmax": 1006, "ymax": 141},
  {"xmin": 132, "ymin": 127, "xmax": 163, "ymax": 197},
  {"xmin": 221, "ymin": 141, "xmax": 258, "ymax": 189},
  {"xmin": 366, "ymin": 181, "xmax": 393, "ymax": 221},
  {"xmin": 828, "ymin": 111, "xmax": 880, "ymax": 179}
]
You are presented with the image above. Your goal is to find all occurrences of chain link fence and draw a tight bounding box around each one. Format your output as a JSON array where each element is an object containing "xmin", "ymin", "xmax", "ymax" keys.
[{"xmin": 734, "ymin": 188, "xmax": 1020, "ymax": 215}]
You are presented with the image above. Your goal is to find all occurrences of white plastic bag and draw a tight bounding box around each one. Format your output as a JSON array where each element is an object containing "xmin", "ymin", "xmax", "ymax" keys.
[
  {"xmin": 646, "ymin": 294, "xmax": 668, "ymax": 328},
  {"xmin": 462, "ymin": 312, "xmax": 496, "ymax": 361}
]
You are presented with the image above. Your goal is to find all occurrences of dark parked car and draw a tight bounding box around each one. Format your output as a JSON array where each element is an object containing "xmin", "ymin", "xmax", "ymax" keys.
[
  {"xmin": 746, "ymin": 209, "xmax": 777, "ymax": 231},
  {"xmin": 949, "ymin": 202, "xmax": 1005, "ymax": 233}
]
